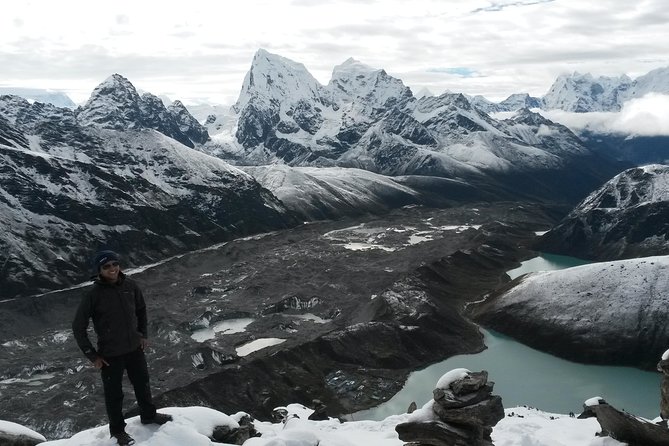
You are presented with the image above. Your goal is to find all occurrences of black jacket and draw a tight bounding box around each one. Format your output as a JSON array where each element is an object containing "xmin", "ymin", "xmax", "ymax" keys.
[{"xmin": 72, "ymin": 272, "xmax": 148, "ymax": 361}]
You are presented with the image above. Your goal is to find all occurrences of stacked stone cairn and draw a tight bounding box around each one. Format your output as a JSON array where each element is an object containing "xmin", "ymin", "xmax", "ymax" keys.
[{"xmin": 395, "ymin": 368, "xmax": 504, "ymax": 446}]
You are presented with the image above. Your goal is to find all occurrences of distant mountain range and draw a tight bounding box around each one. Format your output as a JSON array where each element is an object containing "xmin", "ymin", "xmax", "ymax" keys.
[
  {"xmin": 3, "ymin": 49, "xmax": 661, "ymax": 298},
  {"xmin": 201, "ymin": 49, "xmax": 622, "ymax": 201},
  {"xmin": 0, "ymin": 87, "xmax": 76, "ymax": 108}
]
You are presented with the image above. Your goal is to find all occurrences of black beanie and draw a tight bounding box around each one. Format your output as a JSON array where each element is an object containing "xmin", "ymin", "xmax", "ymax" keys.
[{"xmin": 93, "ymin": 250, "xmax": 121, "ymax": 271}]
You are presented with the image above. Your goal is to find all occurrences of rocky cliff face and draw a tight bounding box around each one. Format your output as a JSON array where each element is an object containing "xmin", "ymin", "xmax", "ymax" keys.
[
  {"xmin": 537, "ymin": 164, "xmax": 669, "ymax": 260},
  {"xmin": 0, "ymin": 83, "xmax": 297, "ymax": 299}
]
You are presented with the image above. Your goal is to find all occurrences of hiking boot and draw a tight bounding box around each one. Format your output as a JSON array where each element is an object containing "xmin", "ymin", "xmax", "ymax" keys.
[
  {"xmin": 111, "ymin": 431, "xmax": 136, "ymax": 445},
  {"xmin": 141, "ymin": 412, "xmax": 173, "ymax": 425}
]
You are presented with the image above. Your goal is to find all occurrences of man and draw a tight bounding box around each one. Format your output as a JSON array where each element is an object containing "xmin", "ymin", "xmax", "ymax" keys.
[{"xmin": 72, "ymin": 250, "xmax": 172, "ymax": 445}]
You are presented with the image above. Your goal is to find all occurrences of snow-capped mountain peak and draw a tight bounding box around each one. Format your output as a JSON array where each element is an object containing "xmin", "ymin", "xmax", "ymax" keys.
[
  {"xmin": 75, "ymin": 75, "xmax": 209, "ymax": 147},
  {"xmin": 498, "ymin": 93, "xmax": 542, "ymax": 110},
  {"xmin": 327, "ymin": 57, "xmax": 412, "ymax": 108},
  {"xmin": 76, "ymin": 73, "xmax": 144, "ymax": 130},
  {"xmin": 233, "ymin": 49, "xmax": 328, "ymax": 112},
  {"xmin": 542, "ymin": 71, "xmax": 632, "ymax": 112}
]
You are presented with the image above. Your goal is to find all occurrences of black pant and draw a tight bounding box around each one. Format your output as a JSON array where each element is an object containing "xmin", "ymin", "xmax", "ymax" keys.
[{"xmin": 101, "ymin": 348, "xmax": 156, "ymax": 434}]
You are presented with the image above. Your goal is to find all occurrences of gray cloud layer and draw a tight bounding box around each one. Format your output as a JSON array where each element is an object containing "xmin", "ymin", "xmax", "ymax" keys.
[{"xmin": 1, "ymin": 0, "xmax": 667, "ymax": 105}]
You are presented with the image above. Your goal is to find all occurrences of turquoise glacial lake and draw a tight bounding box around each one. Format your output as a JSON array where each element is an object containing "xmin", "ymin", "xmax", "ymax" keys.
[{"xmin": 355, "ymin": 254, "xmax": 662, "ymax": 420}]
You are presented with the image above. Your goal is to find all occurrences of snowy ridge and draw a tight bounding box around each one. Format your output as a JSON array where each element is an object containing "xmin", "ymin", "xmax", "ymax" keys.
[
  {"xmin": 575, "ymin": 164, "xmax": 669, "ymax": 213},
  {"xmin": 473, "ymin": 254, "xmax": 669, "ymax": 368},
  {"xmin": 537, "ymin": 164, "xmax": 669, "ymax": 261},
  {"xmin": 242, "ymin": 165, "xmax": 420, "ymax": 219}
]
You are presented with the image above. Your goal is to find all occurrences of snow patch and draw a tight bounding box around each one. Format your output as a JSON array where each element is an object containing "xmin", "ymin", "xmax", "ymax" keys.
[
  {"xmin": 235, "ymin": 338, "xmax": 286, "ymax": 357},
  {"xmin": 436, "ymin": 368, "xmax": 471, "ymax": 389}
]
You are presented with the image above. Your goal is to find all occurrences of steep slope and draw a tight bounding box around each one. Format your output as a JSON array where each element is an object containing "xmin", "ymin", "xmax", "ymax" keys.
[
  {"xmin": 537, "ymin": 164, "xmax": 669, "ymax": 260},
  {"xmin": 469, "ymin": 255, "xmax": 669, "ymax": 370},
  {"xmin": 242, "ymin": 165, "xmax": 421, "ymax": 220},
  {"xmin": 0, "ymin": 87, "xmax": 297, "ymax": 299}
]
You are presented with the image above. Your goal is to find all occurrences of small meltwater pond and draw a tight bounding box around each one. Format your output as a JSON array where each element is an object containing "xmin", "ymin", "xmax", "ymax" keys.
[{"xmin": 355, "ymin": 254, "xmax": 663, "ymax": 420}]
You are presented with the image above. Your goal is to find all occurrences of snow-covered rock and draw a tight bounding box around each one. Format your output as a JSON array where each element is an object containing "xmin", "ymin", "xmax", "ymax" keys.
[
  {"xmin": 470, "ymin": 255, "xmax": 669, "ymax": 369},
  {"xmin": 538, "ymin": 164, "xmax": 669, "ymax": 260}
]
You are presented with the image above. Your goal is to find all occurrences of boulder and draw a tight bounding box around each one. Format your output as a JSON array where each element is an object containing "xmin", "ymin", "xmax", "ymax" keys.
[{"xmin": 210, "ymin": 413, "xmax": 258, "ymax": 444}]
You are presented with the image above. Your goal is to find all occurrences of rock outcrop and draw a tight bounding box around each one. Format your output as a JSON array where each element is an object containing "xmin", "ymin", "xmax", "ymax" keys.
[
  {"xmin": 578, "ymin": 397, "xmax": 669, "ymax": 446},
  {"xmin": 395, "ymin": 369, "xmax": 504, "ymax": 446},
  {"xmin": 0, "ymin": 420, "xmax": 45, "ymax": 446}
]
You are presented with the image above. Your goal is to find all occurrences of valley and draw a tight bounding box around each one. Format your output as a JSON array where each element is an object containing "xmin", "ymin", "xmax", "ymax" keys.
[{"xmin": 0, "ymin": 202, "xmax": 555, "ymax": 439}]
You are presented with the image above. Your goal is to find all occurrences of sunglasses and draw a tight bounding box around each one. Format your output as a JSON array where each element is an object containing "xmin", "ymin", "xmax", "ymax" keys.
[{"xmin": 101, "ymin": 261, "xmax": 120, "ymax": 270}]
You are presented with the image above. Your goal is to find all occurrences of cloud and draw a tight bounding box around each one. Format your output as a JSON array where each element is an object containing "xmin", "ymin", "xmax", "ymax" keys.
[
  {"xmin": 472, "ymin": 0, "xmax": 555, "ymax": 13},
  {"xmin": 427, "ymin": 67, "xmax": 479, "ymax": 77},
  {"xmin": 540, "ymin": 93, "xmax": 669, "ymax": 136}
]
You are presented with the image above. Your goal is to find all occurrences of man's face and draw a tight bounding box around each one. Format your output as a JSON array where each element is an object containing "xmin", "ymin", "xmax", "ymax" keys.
[{"xmin": 99, "ymin": 260, "xmax": 120, "ymax": 282}]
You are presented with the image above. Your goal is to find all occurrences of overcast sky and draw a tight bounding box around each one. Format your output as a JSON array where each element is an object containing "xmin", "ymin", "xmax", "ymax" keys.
[{"xmin": 1, "ymin": 0, "xmax": 668, "ymax": 105}]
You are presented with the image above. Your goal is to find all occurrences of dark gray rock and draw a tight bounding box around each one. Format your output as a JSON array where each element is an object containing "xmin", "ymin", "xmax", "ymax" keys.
[
  {"xmin": 578, "ymin": 400, "xmax": 669, "ymax": 445},
  {"xmin": 396, "ymin": 420, "xmax": 477, "ymax": 446},
  {"xmin": 210, "ymin": 414, "xmax": 257, "ymax": 444}
]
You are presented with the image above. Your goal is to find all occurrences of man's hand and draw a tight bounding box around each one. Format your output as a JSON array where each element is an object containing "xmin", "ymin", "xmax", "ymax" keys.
[
  {"xmin": 140, "ymin": 337, "xmax": 148, "ymax": 351},
  {"xmin": 92, "ymin": 357, "xmax": 109, "ymax": 369}
]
